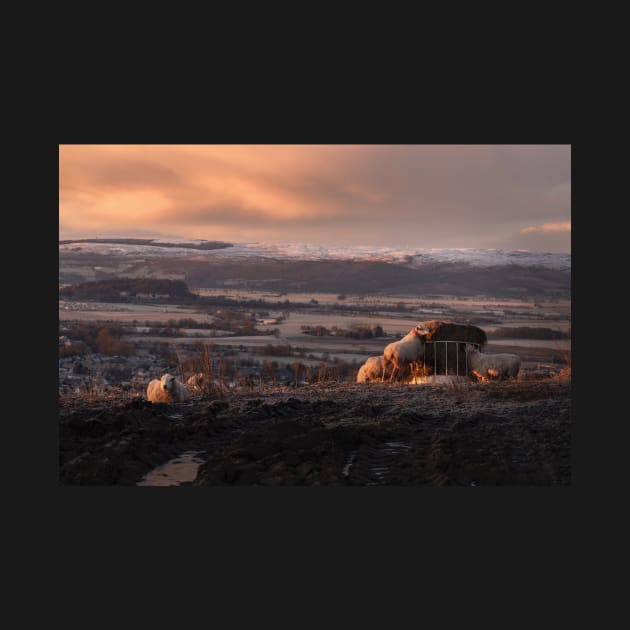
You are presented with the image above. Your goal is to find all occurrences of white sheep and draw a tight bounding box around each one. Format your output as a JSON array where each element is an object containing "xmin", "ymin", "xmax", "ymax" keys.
[
  {"xmin": 465, "ymin": 345, "xmax": 521, "ymax": 381},
  {"xmin": 357, "ymin": 355, "xmax": 390, "ymax": 383},
  {"xmin": 382, "ymin": 325, "xmax": 427, "ymax": 381},
  {"xmin": 146, "ymin": 373, "xmax": 187, "ymax": 403}
]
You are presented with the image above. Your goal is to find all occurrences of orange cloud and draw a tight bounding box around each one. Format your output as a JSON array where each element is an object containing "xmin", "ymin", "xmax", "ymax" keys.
[
  {"xmin": 59, "ymin": 145, "xmax": 370, "ymax": 231},
  {"xmin": 59, "ymin": 144, "xmax": 571, "ymax": 250},
  {"xmin": 520, "ymin": 222, "xmax": 571, "ymax": 234}
]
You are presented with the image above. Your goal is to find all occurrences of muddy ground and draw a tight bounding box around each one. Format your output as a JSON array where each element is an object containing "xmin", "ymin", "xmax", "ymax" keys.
[{"xmin": 59, "ymin": 379, "xmax": 571, "ymax": 486}]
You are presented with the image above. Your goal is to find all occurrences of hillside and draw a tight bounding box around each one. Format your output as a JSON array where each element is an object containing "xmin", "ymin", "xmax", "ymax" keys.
[
  {"xmin": 60, "ymin": 238, "xmax": 233, "ymax": 251},
  {"xmin": 59, "ymin": 240, "xmax": 571, "ymax": 298},
  {"xmin": 59, "ymin": 379, "xmax": 571, "ymax": 486}
]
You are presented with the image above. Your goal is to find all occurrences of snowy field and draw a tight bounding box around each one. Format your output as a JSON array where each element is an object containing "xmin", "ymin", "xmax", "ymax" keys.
[{"xmin": 60, "ymin": 239, "xmax": 571, "ymax": 271}]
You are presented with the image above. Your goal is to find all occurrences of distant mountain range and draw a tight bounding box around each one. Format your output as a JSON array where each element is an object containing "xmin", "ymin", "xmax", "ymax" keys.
[
  {"xmin": 59, "ymin": 239, "xmax": 571, "ymax": 298},
  {"xmin": 60, "ymin": 238, "xmax": 570, "ymax": 270},
  {"xmin": 59, "ymin": 237, "xmax": 233, "ymax": 251}
]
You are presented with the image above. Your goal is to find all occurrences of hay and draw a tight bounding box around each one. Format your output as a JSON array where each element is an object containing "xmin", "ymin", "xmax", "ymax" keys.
[
  {"xmin": 418, "ymin": 320, "xmax": 487, "ymax": 345},
  {"xmin": 417, "ymin": 320, "xmax": 487, "ymax": 376}
]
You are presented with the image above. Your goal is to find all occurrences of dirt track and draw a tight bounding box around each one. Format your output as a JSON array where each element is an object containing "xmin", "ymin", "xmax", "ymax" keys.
[{"xmin": 59, "ymin": 380, "xmax": 571, "ymax": 486}]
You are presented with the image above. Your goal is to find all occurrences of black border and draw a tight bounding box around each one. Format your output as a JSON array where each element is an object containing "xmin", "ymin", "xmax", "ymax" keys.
[{"xmin": 45, "ymin": 91, "xmax": 580, "ymax": 612}]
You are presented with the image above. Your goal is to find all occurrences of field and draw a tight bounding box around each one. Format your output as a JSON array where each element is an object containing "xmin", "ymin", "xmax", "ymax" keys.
[
  {"xmin": 57, "ymin": 142, "xmax": 572, "ymax": 489},
  {"xmin": 59, "ymin": 285, "xmax": 571, "ymax": 486},
  {"xmin": 59, "ymin": 301, "xmax": 206, "ymax": 322},
  {"xmin": 60, "ymin": 289, "xmax": 571, "ymax": 370},
  {"xmin": 59, "ymin": 379, "xmax": 571, "ymax": 486}
]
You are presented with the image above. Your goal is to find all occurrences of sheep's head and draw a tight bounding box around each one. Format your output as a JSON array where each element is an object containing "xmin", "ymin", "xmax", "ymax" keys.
[
  {"xmin": 161, "ymin": 374, "xmax": 175, "ymax": 391},
  {"xmin": 464, "ymin": 344, "xmax": 478, "ymax": 355}
]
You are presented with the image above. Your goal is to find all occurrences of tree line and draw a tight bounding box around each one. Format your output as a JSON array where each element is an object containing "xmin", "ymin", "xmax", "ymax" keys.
[{"xmin": 301, "ymin": 323, "xmax": 386, "ymax": 339}]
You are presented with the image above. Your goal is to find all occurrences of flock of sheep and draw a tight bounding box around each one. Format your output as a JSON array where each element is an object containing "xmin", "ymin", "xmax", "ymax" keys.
[
  {"xmin": 356, "ymin": 324, "xmax": 521, "ymax": 383},
  {"xmin": 145, "ymin": 322, "xmax": 521, "ymax": 403}
]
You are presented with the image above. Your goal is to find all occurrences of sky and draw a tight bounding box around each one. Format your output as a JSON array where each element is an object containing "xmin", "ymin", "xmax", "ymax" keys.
[{"xmin": 59, "ymin": 145, "xmax": 571, "ymax": 252}]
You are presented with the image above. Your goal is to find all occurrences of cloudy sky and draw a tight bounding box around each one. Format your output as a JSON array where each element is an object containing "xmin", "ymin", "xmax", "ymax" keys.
[{"xmin": 59, "ymin": 145, "xmax": 571, "ymax": 252}]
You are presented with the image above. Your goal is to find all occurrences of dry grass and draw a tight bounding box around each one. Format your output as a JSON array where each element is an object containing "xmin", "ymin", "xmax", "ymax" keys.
[
  {"xmin": 59, "ymin": 386, "xmax": 143, "ymax": 408},
  {"xmin": 169, "ymin": 341, "xmax": 225, "ymax": 400},
  {"xmin": 554, "ymin": 348, "xmax": 571, "ymax": 382},
  {"xmin": 171, "ymin": 342, "xmax": 187, "ymax": 386},
  {"xmin": 410, "ymin": 362, "xmax": 431, "ymax": 380},
  {"xmin": 200, "ymin": 343, "xmax": 224, "ymax": 399},
  {"xmin": 554, "ymin": 366, "xmax": 571, "ymax": 382}
]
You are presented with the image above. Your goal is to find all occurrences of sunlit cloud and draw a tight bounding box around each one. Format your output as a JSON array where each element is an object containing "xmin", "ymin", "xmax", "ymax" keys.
[
  {"xmin": 59, "ymin": 144, "xmax": 571, "ymax": 252},
  {"xmin": 520, "ymin": 222, "xmax": 571, "ymax": 234}
]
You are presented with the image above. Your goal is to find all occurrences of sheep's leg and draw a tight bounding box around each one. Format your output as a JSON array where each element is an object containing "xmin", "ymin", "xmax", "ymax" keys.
[
  {"xmin": 389, "ymin": 364, "xmax": 398, "ymax": 382},
  {"xmin": 471, "ymin": 369, "xmax": 485, "ymax": 382}
]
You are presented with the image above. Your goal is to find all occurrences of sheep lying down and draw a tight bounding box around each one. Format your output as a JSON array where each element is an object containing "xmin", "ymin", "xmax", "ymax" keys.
[
  {"xmin": 186, "ymin": 373, "xmax": 205, "ymax": 391},
  {"xmin": 465, "ymin": 345, "xmax": 521, "ymax": 381},
  {"xmin": 146, "ymin": 374, "xmax": 187, "ymax": 403}
]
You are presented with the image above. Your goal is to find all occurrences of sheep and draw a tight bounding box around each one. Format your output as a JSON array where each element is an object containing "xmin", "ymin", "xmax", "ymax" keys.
[
  {"xmin": 464, "ymin": 345, "xmax": 521, "ymax": 381},
  {"xmin": 356, "ymin": 355, "xmax": 391, "ymax": 383},
  {"xmin": 185, "ymin": 372, "xmax": 205, "ymax": 392},
  {"xmin": 146, "ymin": 373, "xmax": 187, "ymax": 403},
  {"xmin": 382, "ymin": 325, "xmax": 428, "ymax": 381}
]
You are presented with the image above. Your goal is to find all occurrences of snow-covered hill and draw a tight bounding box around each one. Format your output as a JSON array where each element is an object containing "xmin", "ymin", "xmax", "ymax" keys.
[{"xmin": 60, "ymin": 239, "xmax": 571, "ymax": 271}]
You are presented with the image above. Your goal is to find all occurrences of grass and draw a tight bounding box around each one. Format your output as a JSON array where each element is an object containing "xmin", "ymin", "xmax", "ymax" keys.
[
  {"xmin": 59, "ymin": 385, "xmax": 143, "ymax": 409},
  {"xmin": 554, "ymin": 348, "xmax": 571, "ymax": 382}
]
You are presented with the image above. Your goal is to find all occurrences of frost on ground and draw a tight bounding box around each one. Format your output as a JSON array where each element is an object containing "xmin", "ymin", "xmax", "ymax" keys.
[
  {"xmin": 59, "ymin": 379, "xmax": 571, "ymax": 486},
  {"xmin": 59, "ymin": 240, "xmax": 571, "ymax": 271}
]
